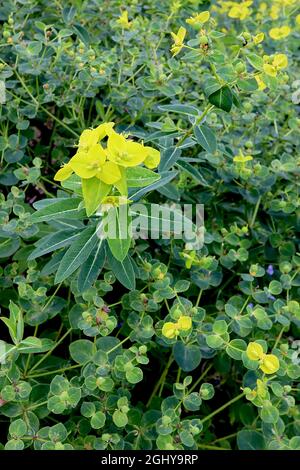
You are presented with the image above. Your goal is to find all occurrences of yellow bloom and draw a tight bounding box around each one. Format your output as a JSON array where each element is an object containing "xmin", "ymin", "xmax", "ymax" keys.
[
  {"xmin": 107, "ymin": 131, "xmax": 149, "ymax": 167},
  {"xmin": 270, "ymin": 5, "xmax": 280, "ymax": 20},
  {"xmin": 177, "ymin": 315, "xmax": 192, "ymax": 331},
  {"xmin": 144, "ymin": 147, "xmax": 160, "ymax": 169},
  {"xmin": 253, "ymin": 32, "xmax": 264, "ymax": 45},
  {"xmin": 269, "ymin": 26, "xmax": 291, "ymax": 40},
  {"xmin": 170, "ymin": 26, "xmax": 186, "ymax": 56},
  {"xmin": 228, "ymin": 1, "xmax": 252, "ymax": 21},
  {"xmin": 296, "ymin": 14, "xmax": 300, "ymax": 26},
  {"xmin": 246, "ymin": 342, "xmax": 264, "ymax": 361},
  {"xmin": 260, "ymin": 354, "xmax": 280, "ymax": 374},
  {"xmin": 263, "ymin": 54, "xmax": 288, "ymax": 77},
  {"xmin": 69, "ymin": 146, "xmax": 121, "ymax": 184},
  {"xmin": 116, "ymin": 10, "xmax": 132, "ymax": 29},
  {"xmin": 54, "ymin": 164, "xmax": 73, "ymax": 181},
  {"xmin": 255, "ymin": 74, "xmax": 267, "ymax": 91},
  {"xmin": 162, "ymin": 322, "xmax": 179, "ymax": 339},
  {"xmin": 233, "ymin": 154, "xmax": 253, "ymax": 163},
  {"xmin": 100, "ymin": 196, "xmax": 130, "ymax": 212},
  {"xmin": 186, "ymin": 11, "xmax": 210, "ymax": 26},
  {"xmin": 273, "ymin": 53, "xmax": 288, "ymax": 69}
]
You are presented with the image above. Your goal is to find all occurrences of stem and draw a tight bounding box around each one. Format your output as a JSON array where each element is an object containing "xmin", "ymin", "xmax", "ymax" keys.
[
  {"xmin": 198, "ymin": 443, "xmax": 228, "ymax": 450},
  {"xmin": 23, "ymin": 325, "xmax": 39, "ymax": 376},
  {"xmin": 26, "ymin": 400, "xmax": 48, "ymax": 411},
  {"xmin": 201, "ymin": 392, "xmax": 245, "ymax": 424},
  {"xmin": 6, "ymin": 64, "xmax": 79, "ymax": 138},
  {"xmin": 107, "ymin": 336, "xmax": 131, "ymax": 355},
  {"xmin": 272, "ymin": 326, "xmax": 285, "ymax": 351},
  {"xmin": 146, "ymin": 354, "xmax": 173, "ymax": 407},
  {"xmin": 28, "ymin": 328, "xmax": 72, "ymax": 374},
  {"xmin": 27, "ymin": 363, "xmax": 82, "ymax": 379},
  {"xmin": 249, "ymin": 196, "xmax": 262, "ymax": 228},
  {"xmin": 189, "ymin": 363, "xmax": 213, "ymax": 393},
  {"xmin": 176, "ymin": 104, "xmax": 214, "ymax": 147},
  {"xmin": 195, "ymin": 289, "xmax": 203, "ymax": 308}
]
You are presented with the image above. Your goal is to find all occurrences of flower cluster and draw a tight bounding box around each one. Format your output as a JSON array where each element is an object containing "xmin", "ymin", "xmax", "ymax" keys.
[
  {"xmin": 162, "ymin": 315, "xmax": 192, "ymax": 339},
  {"xmin": 246, "ymin": 342, "xmax": 280, "ymax": 374},
  {"xmin": 55, "ymin": 123, "xmax": 159, "ymax": 184}
]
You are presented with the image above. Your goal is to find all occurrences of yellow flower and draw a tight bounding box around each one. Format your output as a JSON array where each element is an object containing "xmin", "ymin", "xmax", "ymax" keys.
[
  {"xmin": 228, "ymin": 1, "xmax": 252, "ymax": 21},
  {"xmin": 177, "ymin": 316, "xmax": 192, "ymax": 331},
  {"xmin": 162, "ymin": 315, "xmax": 192, "ymax": 339},
  {"xmin": 54, "ymin": 123, "xmax": 118, "ymax": 183},
  {"xmin": 170, "ymin": 26, "xmax": 186, "ymax": 56},
  {"xmin": 107, "ymin": 131, "xmax": 149, "ymax": 167},
  {"xmin": 144, "ymin": 147, "xmax": 161, "ymax": 169},
  {"xmin": 116, "ymin": 10, "xmax": 132, "ymax": 29},
  {"xmin": 260, "ymin": 354, "xmax": 280, "ymax": 374},
  {"xmin": 256, "ymin": 379, "xmax": 268, "ymax": 398},
  {"xmin": 233, "ymin": 154, "xmax": 253, "ymax": 163},
  {"xmin": 246, "ymin": 342, "xmax": 264, "ymax": 361},
  {"xmin": 54, "ymin": 164, "xmax": 73, "ymax": 181},
  {"xmin": 100, "ymin": 196, "xmax": 131, "ymax": 212},
  {"xmin": 296, "ymin": 14, "xmax": 300, "ymax": 26},
  {"xmin": 269, "ymin": 26, "xmax": 291, "ymax": 40},
  {"xmin": 162, "ymin": 322, "xmax": 180, "ymax": 339},
  {"xmin": 263, "ymin": 54, "xmax": 288, "ymax": 77},
  {"xmin": 186, "ymin": 11, "xmax": 210, "ymax": 26},
  {"xmin": 69, "ymin": 146, "xmax": 121, "ymax": 184},
  {"xmin": 246, "ymin": 342, "xmax": 280, "ymax": 374},
  {"xmin": 255, "ymin": 74, "xmax": 267, "ymax": 91},
  {"xmin": 253, "ymin": 32, "xmax": 264, "ymax": 45},
  {"xmin": 270, "ymin": 5, "xmax": 280, "ymax": 20}
]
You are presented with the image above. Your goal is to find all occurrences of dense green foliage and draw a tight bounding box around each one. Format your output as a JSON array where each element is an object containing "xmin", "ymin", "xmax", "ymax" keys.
[{"xmin": 0, "ymin": 0, "xmax": 299, "ymax": 451}]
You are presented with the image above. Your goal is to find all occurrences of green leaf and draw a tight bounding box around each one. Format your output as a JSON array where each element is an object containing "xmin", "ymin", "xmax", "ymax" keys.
[
  {"xmin": 28, "ymin": 230, "xmax": 81, "ymax": 260},
  {"xmin": 226, "ymin": 339, "xmax": 247, "ymax": 360},
  {"xmin": 246, "ymin": 53, "xmax": 264, "ymax": 71},
  {"xmin": 77, "ymin": 240, "xmax": 106, "ymax": 292},
  {"xmin": 106, "ymin": 207, "xmax": 132, "ymax": 262},
  {"xmin": 31, "ymin": 198, "xmax": 84, "ymax": 223},
  {"xmin": 113, "ymin": 410, "xmax": 128, "ymax": 428},
  {"xmin": 158, "ymin": 104, "xmax": 199, "ymax": 117},
  {"xmin": 126, "ymin": 167, "xmax": 160, "ymax": 187},
  {"xmin": 9, "ymin": 419, "xmax": 27, "ymax": 438},
  {"xmin": 237, "ymin": 78, "xmax": 258, "ymax": 92},
  {"xmin": 176, "ymin": 160, "xmax": 209, "ymax": 186},
  {"xmin": 55, "ymin": 225, "xmax": 98, "ymax": 283},
  {"xmin": 107, "ymin": 251, "xmax": 136, "ymax": 290},
  {"xmin": 82, "ymin": 177, "xmax": 111, "ymax": 216},
  {"xmin": 237, "ymin": 430, "xmax": 265, "ymax": 450},
  {"xmin": 91, "ymin": 411, "xmax": 106, "ymax": 429},
  {"xmin": 17, "ymin": 337, "xmax": 42, "ymax": 353},
  {"xmin": 129, "ymin": 171, "xmax": 178, "ymax": 201},
  {"xmin": 159, "ymin": 147, "xmax": 181, "ymax": 172},
  {"xmin": 173, "ymin": 342, "xmax": 201, "ymax": 372},
  {"xmin": 194, "ymin": 124, "xmax": 217, "ymax": 153},
  {"xmin": 208, "ymin": 85, "xmax": 233, "ymax": 112},
  {"xmin": 126, "ymin": 366, "xmax": 143, "ymax": 384},
  {"xmin": 69, "ymin": 339, "xmax": 95, "ymax": 364},
  {"xmin": 0, "ymin": 236, "xmax": 20, "ymax": 258}
]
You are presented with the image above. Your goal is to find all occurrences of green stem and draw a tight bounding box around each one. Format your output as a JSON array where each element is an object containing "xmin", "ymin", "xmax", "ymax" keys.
[
  {"xmin": 198, "ymin": 443, "xmax": 228, "ymax": 450},
  {"xmin": 249, "ymin": 196, "xmax": 262, "ymax": 228},
  {"xmin": 146, "ymin": 354, "xmax": 173, "ymax": 407},
  {"xmin": 28, "ymin": 327, "xmax": 72, "ymax": 374},
  {"xmin": 176, "ymin": 104, "xmax": 214, "ymax": 147},
  {"xmin": 189, "ymin": 363, "xmax": 213, "ymax": 393},
  {"xmin": 195, "ymin": 289, "xmax": 203, "ymax": 308},
  {"xmin": 27, "ymin": 363, "xmax": 82, "ymax": 379},
  {"xmin": 201, "ymin": 392, "xmax": 245, "ymax": 424}
]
